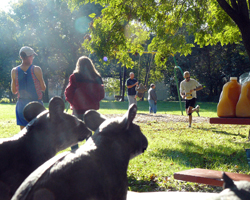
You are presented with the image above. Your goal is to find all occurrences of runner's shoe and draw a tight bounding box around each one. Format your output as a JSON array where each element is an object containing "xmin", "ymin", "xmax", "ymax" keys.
[
  {"xmin": 195, "ymin": 105, "xmax": 200, "ymax": 112},
  {"xmin": 195, "ymin": 105, "xmax": 200, "ymax": 116}
]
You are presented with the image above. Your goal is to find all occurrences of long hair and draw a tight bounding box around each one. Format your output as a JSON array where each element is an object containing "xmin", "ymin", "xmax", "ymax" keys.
[{"xmin": 74, "ymin": 56, "xmax": 101, "ymax": 79}]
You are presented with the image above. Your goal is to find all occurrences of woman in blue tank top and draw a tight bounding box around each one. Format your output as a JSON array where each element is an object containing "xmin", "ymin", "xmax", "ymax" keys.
[{"xmin": 11, "ymin": 46, "xmax": 46, "ymax": 130}]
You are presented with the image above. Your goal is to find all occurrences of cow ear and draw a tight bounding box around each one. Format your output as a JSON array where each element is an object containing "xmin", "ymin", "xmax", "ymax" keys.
[
  {"xmin": 122, "ymin": 104, "xmax": 137, "ymax": 130},
  {"xmin": 49, "ymin": 96, "xmax": 65, "ymax": 122},
  {"xmin": 84, "ymin": 110, "xmax": 106, "ymax": 131},
  {"xmin": 23, "ymin": 102, "xmax": 46, "ymax": 122},
  {"xmin": 222, "ymin": 172, "xmax": 235, "ymax": 189}
]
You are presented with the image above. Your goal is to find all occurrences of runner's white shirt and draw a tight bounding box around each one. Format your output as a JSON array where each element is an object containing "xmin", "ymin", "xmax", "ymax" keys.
[{"xmin": 180, "ymin": 78, "xmax": 201, "ymax": 99}]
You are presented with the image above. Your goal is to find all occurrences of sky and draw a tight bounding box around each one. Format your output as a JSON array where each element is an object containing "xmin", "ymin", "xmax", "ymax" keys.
[
  {"xmin": 0, "ymin": 0, "xmax": 11, "ymax": 12},
  {"xmin": 0, "ymin": 0, "xmax": 17, "ymax": 12}
]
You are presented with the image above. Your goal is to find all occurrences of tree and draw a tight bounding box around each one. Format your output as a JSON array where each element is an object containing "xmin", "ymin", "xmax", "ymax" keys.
[
  {"xmin": 163, "ymin": 39, "xmax": 250, "ymax": 102},
  {"xmin": 185, "ymin": 0, "xmax": 250, "ymax": 75},
  {"xmin": 9, "ymin": 0, "xmax": 103, "ymax": 101},
  {"xmin": 0, "ymin": 11, "xmax": 19, "ymax": 102},
  {"xmin": 83, "ymin": 12, "xmax": 150, "ymax": 68},
  {"xmin": 68, "ymin": 0, "xmax": 250, "ymax": 67}
]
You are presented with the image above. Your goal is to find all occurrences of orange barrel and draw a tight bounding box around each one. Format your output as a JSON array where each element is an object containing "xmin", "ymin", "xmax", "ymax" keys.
[
  {"xmin": 217, "ymin": 77, "xmax": 241, "ymax": 117},
  {"xmin": 236, "ymin": 81, "xmax": 250, "ymax": 117}
]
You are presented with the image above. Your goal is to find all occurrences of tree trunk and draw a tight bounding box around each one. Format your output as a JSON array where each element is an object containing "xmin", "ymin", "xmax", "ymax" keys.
[
  {"xmin": 119, "ymin": 63, "xmax": 122, "ymax": 96},
  {"xmin": 121, "ymin": 65, "xmax": 126, "ymax": 102},
  {"xmin": 8, "ymin": 87, "xmax": 12, "ymax": 103},
  {"xmin": 8, "ymin": 89, "xmax": 16, "ymax": 103},
  {"xmin": 43, "ymin": 73, "xmax": 49, "ymax": 103},
  {"xmin": 239, "ymin": 25, "xmax": 250, "ymax": 63},
  {"xmin": 144, "ymin": 54, "xmax": 152, "ymax": 86},
  {"xmin": 141, "ymin": 54, "xmax": 152, "ymax": 101},
  {"xmin": 40, "ymin": 48, "xmax": 50, "ymax": 103},
  {"xmin": 206, "ymin": 47, "xmax": 213, "ymax": 96},
  {"xmin": 217, "ymin": 0, "xmax": 250, "ymax": 62},
  {"xmin": 61, "ymin": 59, "xmax": 75, "ymax": 99},
  {"xmin": 61, "ymin": 73, "xmax": 69, "ymax": 99}
]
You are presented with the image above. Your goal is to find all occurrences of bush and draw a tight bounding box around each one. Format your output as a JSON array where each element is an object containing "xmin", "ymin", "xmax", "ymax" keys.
[{"xmin": 0, "ymin": 98, "xmax": 10, "ymax": 103}]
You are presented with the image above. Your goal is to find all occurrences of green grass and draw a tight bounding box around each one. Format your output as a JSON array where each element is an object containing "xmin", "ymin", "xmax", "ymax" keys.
[
  {"xmin": 98, "ymin": 100, "xmax": 218, "ymax": 117},
  {"xmin": 1, "ymin": 100, "xmax": 249, "ymax": 193},
  {"xmin": 0, "ymin": 103, "xmax": 20, "ymax": 138},
  {"xmin": 128, "ymin": 121, "xmax": 250, "ymax": 192}
]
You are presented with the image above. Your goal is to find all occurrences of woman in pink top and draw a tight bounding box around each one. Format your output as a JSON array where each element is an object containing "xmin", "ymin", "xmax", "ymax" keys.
[{"xmin": 65, "ymin": 56, "xmax": 104, "ymax": 150}]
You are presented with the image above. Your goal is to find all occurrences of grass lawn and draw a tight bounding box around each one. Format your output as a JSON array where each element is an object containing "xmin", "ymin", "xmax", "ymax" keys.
[
  {"xmin": 1, "ymin": 100, "xmax": 250, "ymax": 193},
  {"xmin": 99, "ymin": 100, "xmax": 218, "ymax": 118}
]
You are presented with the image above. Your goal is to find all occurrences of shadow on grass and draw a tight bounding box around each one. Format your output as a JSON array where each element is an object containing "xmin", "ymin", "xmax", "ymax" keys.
[
  {"xmin": 194, "ymin": 127, "xmax": 247, "ymax": 138},
  {"xmin": 148, "ymin": 140, "xmax": 248, "ymax": 169},
  {"xmin": 128, "ymin": 174, "xmax": 159, "ymax": 192}
]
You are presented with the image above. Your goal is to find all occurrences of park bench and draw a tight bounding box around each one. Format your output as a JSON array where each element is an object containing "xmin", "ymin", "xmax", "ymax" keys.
[
  {"xmin": 210, "ymin": 117, "xmax": 250, "ymax": 125},
  {"xmin": 174, "ymin": 168, "xmax": 250, "ymax": 187}
]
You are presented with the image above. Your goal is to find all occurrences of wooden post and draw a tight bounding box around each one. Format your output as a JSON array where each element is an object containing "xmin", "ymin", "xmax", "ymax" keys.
[{"xmin": 121, "ymin": 65, "xmax": 126, "ymax": 101}]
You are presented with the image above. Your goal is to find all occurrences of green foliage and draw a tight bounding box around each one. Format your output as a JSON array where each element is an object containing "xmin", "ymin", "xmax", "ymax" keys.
[
  {"xmin": 89, "ymin": 13, "xmax": 96, "ymax": 18},
  {"xmin": 9, "ymin": 0, "xmax": 90, "ymax": 99},
  {"xmin": 103, "ymin": 78, "xmax": 120, "ymax": 95},
  {"xmin": 194, "ymin": 0, "xmax": 242, "ymax": 47},
  {"xmin": 68, "ymin": 0, "xmax": 250, "ymax": 67},
  {"xmin": 0, "ymin": 0, "xmax": 104, "ymax": 101},
  {"xmin": 0, "ymin": 98, "xmax": 10, "ymax": 103},
  {"xmin": 0, "ymin": 11, "xmax": 19, "ymax": 101},
  {"xmin": 162, "ymin": 33, "xmax": 250, "ymax": 102},
  {"xmin": 83, "ymin": 18, "xmax": 150, "ymax": 68},
  {"xmin": 1, "ymin": 0, "xmax": 249, "ymax": 103}
]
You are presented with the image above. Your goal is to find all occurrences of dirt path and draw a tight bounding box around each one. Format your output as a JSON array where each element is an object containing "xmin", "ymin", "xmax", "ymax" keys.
[{"xmin": 105, "ymin": 113, "xmax": 209, "ymax": 124}]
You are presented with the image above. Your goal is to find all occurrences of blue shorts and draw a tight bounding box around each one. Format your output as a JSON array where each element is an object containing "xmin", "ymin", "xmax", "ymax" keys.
[{"xmin": 16, "ymin": 99, "xmax": 43, "ymax": 126}]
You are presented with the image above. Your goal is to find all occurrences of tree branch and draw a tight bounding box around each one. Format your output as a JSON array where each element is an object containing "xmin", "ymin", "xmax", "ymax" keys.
[
  {"xmin": 230, "ymin": 0, "xmax": 238, "ymax": 11},
  {"xmin": 237, "ymin": 0, "xmax": 250, "ymax": 23},
  {"xmin": 216, "ymin": 0, "xmax": 244, "ymax": 25},
  {"xmin": 176, "ymin": 0, "xmax": 187, "ymax": 26}
]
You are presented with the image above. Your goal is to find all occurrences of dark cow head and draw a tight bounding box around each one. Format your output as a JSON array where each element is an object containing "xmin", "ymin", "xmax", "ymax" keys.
[
  {"xmin": 23, "ymin": 96, "xmax": 92, "ymax": 153},
  {"xmin": 84, "ymin": 103, "xmax": 148, "ymax": 160}
]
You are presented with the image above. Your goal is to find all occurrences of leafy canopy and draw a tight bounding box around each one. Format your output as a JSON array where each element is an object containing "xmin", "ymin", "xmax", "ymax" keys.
[{"xmin": 69, "ymin": 0, "xmax": 243, "ymax": 67}]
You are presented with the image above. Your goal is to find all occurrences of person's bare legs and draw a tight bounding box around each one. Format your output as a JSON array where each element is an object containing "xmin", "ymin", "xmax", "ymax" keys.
[
  {"xmin": 187, "ymin": 106, "xmax": 194, "ymax": 127},
  {"xmin": 187, "ymin": 105, "xmax": 200, "ymax": 127},
  {"xmin": 188, "ymin": 114, "xmax": 192, "ymax": 126}
]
